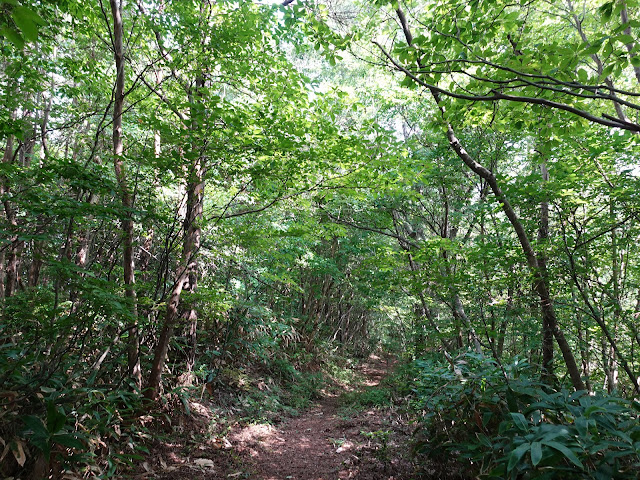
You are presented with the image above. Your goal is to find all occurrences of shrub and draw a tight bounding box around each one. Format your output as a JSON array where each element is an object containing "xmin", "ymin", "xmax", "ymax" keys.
[
  {"xmin": 341, "ymin": 386, "xmax": 393, "ymax": 410},
  {"xmin": 411, "ymin": 353, "xmax": 640, "ymax": 478}
]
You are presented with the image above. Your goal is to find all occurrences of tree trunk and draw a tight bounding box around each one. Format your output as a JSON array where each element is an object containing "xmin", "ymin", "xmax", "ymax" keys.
[
  {"xmin": 0, "ymin": 250, "xmax": 4, "ymax": 302},
  {"xmin": 575, "ymin": 300, "xmax": 592, "ymax": 392},
  {"xmin": 442, "ymin": 118, "xmax": 584, "ymax": 390},
  {"xmin": 146, "ymin": 74, "xmax": 206, "ymax": 400},
  {"xmin": 28, "ymin": 239, "xmax": 44, "ymax": 287},
  {"xmin": 110, "ymin": 0, "xmax": 141, "ymax": 388},
  {"xmin": 608, "ymin": 197, "xmax": 620, "ymax": 392},
  {"xmin": 452, "ymin": 294, "xmax": 483, "ymax": 355},
  {"xmin": 181, "ymin": 157, "xmax": 205, "ymax": 377},
  {"xmin": 2, "ymin": 135, "xmax": 22, "ymax": 298},
  {"xmin": 394, "ymin": 4, "xmax": 585, "ymax": 391},
  {"xmin": 565, "ymin": 247, "xmax": 639, "ymax": 394},
  {"xmin": 404, "ymin": 251, "xmax": 454, "ymax": 366},
  {"xmin": 537, "ymin": 158, "xmax": 555, "ymax": 381}
]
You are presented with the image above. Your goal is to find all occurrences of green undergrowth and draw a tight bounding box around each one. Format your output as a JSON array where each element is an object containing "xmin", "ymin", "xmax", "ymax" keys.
[
  {"xmin": 0, "ymin": 302, "xmax": 151, "ymax": 479},
  {"xmin": 218, "ymin": 360, "xmax": 325, "ymax": 422},
  {"xmin": 202, "ymin": 345, "xmax": 370, "ymax": 423},
  {"xmin": 338, "ymin": 360, "xmax": 405, "ymax": 415},
  {"xmin": 408, "ymin": 352, "xmax": 640, "ymax": 479},
  {"xmin": 0, "ymin": 312, "xmax": 350, "ymax": 479},
  {"xmin": 340, "ymin": 385, "xmax": 394, "ymax": 412},
  {"xmin": 325, "ymin": 355, "xmax": 365, "ymax": 390},
  {"xmin": 1, "ymin": 299, "xmax": 379, "ymax": 480}
]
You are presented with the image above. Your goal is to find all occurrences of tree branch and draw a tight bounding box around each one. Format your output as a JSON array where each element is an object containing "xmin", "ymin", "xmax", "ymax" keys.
[{"xmin": 373, "ymin": 41, "xmax": 640, "ymax": 132}]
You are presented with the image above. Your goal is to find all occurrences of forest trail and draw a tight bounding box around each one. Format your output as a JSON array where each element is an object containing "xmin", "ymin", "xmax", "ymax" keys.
[
  {"xmin": 135, "ymin": 355, "xmax": 419, "ymax": 480},
  {"xmin": 228, "ymin": 355, "xmax": 412, "ymax": 480}
]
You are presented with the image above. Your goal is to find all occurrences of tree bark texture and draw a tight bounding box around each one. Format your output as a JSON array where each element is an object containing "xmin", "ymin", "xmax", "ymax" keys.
[
  {"xmin": 146, "ymin": 156, "xmax": 204, "ymax": 399},
  {"xmin": 146, "ymin": 70, "xmax": 206, "ymax": 399}
]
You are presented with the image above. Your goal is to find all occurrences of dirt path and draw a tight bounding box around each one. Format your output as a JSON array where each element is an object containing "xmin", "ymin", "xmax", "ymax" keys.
[
  {"xmin": 228, "ymin": 356, "xmax": 413, "ymax": 480},
  {"xmin": 136, "ymin": 356, "xmax": 416, "ymax": 480}
]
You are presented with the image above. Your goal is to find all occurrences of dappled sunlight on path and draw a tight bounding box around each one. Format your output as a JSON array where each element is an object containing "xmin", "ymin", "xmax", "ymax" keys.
[{"xmin": 230, "ymin": 355, "xmax": 410, "ymax": 480}]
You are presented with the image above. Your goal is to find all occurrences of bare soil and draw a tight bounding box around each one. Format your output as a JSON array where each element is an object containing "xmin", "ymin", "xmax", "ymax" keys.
[
  {"xmin": 130, "ymin": 356, "xmax": 446, "ymax": 480},
  {"xmin": 228, "ymin": 356, "xmax": 414, "ymax": 480}
]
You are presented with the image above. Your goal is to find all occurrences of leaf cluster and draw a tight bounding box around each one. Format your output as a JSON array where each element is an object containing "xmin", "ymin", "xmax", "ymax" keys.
[{"xmin": 410, "ymin": 353, "xmax": 640, "ymax": 478}]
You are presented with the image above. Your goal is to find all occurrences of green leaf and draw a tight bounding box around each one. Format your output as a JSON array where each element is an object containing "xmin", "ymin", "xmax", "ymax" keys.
[
  {"xmin": 598, "ymin": 1, "xmax": 614, "ymax": 21},
  {"xmin": 616, "ymin": 34, "xmax": 635, "ymax": 45},
  {"xmin": 630, "ymin": 56, "xmax": 640, "ymax": 67},
  {"xmin": 510, "ymin": 412, "xmax": 529, "ymax": 432},
  {"xmin": 542, "ymin": 440, "xmax": 584, "ymax": 469},
  {"xmin": 575, "ymin": 417, "xmax": 589, "ymax": 437},
  {"xmin": 22, "ymin": 415, "xmax": 49, "ymax": 438},
  {"xmin": 577, "ymin": 68, "xmax": 588, "ymax": 83},
  {"xmin": 506, "ymin": 387, "xmax": 518, "ymax": 412},
  {"xmin": 507, "ymin": 443, "xmax": 530, "ymax": 472},
  {"xmin": 400, "ymin": 75, "xmax": 417, "ymax": 89},
  {"xmin": 12, "ymin": 6, "xmax": 41, "ymax": 42},
  {"xmin": 51, "ymin": 433, "xmax": 84, "ymax": 450},
  {"xmin": 0, "ymin": 25, "xmax": 24, "ymax": 49},
  {"xmin": 46, "ymin": 402, "xmax": 66, "ymax": 434},
  {"xmin": 530, "ymin": 441, "xmax": 543, "ymax": 466},
  {"xmin": 585, "ymin": 405, "xmax": 605, "ymax": 416},
  {"xmin": 476, "ymin": 433, "xmax": 492, "ymax": 448},
  {"xmin": 601, "ymin": 64, "xmax": 614, "ymax": 79},
  {"xmin": 583, "ymin": 43, "xmax": 602, "ymax": 55}
]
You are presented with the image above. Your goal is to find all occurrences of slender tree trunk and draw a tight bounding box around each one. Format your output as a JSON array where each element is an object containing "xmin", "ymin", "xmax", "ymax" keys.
[
  {"xmin": 601, "ymin": 334, "xmax": 612, "ymax": 392},
  {"xmin": 404, "ymin": 251, "xmax": 454, "ymax": 366},
  {"xmin": 28, "ymin": 239, "xmax": 44, "ymax": 287},
  {"xmin": 537, "ymin": 158, "xmax": 555, "ymax": 381},
  {"xmin": 110, "ymin": 0, "xmax": 141, "ymax": 388},
  {"xmin": 451, "ymin": 128, "xmax": 584, "ymax": 390},
  {"xmin": 608, "ymin": 197, "xmax": 620, "ymax": 392},
  {"xmin": 4, "ymin": 235, "xmax": 21, "ymax": 297},
  {"xmin": 146, "ymin": 74, "xmax": 206, "ymax": 399},
  {"xmin": 181, "ymin": 157, "xmax": 205, "ymax": 376},
  {"xmin": 633, "ymin": 290, "xmax": 640, "ymax": 349},
  {"xmin": 2, "ymin": 135, "xmax": 22, "ymax": 298},
  {"xmin": 75, "ymin": 198, "xmax": 96, "ymax": 272},
  {"xmin": 452, "ymin": 294, "xmax": 483, "ymax": 355},
  {"xmin": 576, "ymin": 310, "xmax": 592, "ymax": 392},
  {"xmin": 69, "ymin": 190, "xmax": 98, "ymax": 308},
  {"xmin": 137, "ymin": 127, "xmax": 160, "ymax": 279},
  {"xmin": 26, "ymin": 84, "xmax": 53, "ymax": 289},
  {"xmin": 146, "ymin": 267, "xmax": 186, "ymax": 399},
  {"xmin": 565, "ymin": 248, "xmax": 640, "ymax": 394},
  {"xmin": 440, "ymin": 195, "xmax": 483, "ymax": 356},
  {"xmin": 0, "ymin": 250, "xmax": 4, "ymax": 302}
]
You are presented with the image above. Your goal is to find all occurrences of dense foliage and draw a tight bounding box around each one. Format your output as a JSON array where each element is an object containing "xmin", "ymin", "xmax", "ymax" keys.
[
  {"xmin": 409, "ymin": 354, "xmax": 640, "ymax": 478},
  {"xmin": 1, "ymin": 0, "xmax": 640, "ymax": 478}
]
